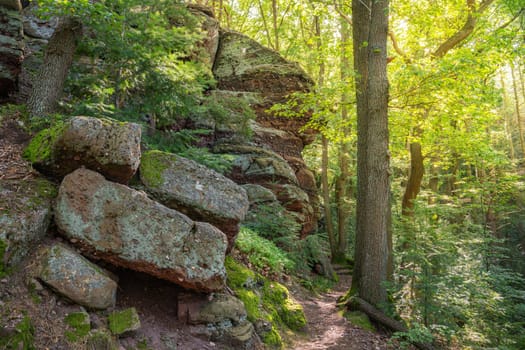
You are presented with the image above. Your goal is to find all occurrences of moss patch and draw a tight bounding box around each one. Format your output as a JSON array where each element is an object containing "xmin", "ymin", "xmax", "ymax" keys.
[
  {"xmin": 343, "ymin": 310, "xmax": 375, "ymax": 332},
  {"xmin": 22, "ymin": 122, "xmax": 66, "ymax": 164},
  {"xmin": 64, "ymin": 311, "xmax": 91, "ymax": 342},
  {"xmin": 108, "ymin": 308, "xmax": 141, "ymax": 335},
  {"xmin": 226, "ymin": 256, "xmax": 306, "ymax": 348},
  {"xmin": 139, "ymin": 150, "xmax": 172, "ymax": 188},
  {"xmin": 0, "ymin": 315, "xmax": 35, "ymax": 349}
]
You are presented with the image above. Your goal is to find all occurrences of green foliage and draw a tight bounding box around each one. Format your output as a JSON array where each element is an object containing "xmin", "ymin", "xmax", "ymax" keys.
[
  {"xmin": 243, "ymin": 203, "xmax": 301, "ymax": 246},
  {"xmin": 39, "ymin": 0, "xmax": 212, "ymax": 127},
  {"xmin": 391, "ymin": 323, "xmax": 434, "ymax": 350},
  {"xmin": 0, "ymin": 316, "xmax": 35, "ymax": 350},
  {"xmin": 235, "ymin": 226, "xmax": 295, "ymax": 275}
]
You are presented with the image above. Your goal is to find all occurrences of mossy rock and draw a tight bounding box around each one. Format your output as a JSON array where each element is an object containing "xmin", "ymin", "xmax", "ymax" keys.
[
  {"xmin": 108, "ymin": 308, "xmax": 141, "ymax": 335},
  {"xmin": 225, "ymin": 257, "xmax": 305, "ymax": 348},
  {"xmin": 343, "ymin": 310, "xmax": 375, "ymax": 332},
  {"xmin": 86, "ymin": 329, "xmax": 119, "ymax": 350},
  {"xmin": 64, "ymin": 310, "xmax": 91, "ymax": 342},
  {"xmin": 138, "ymin": 150, "xmax": 171, "ymax": 188}
]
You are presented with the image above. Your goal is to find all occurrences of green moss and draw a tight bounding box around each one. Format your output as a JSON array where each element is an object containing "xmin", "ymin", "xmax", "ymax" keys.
[
  {"xmin": 263, "ymin": 326, "xmax": 283, "ymax": 349},
  {"xmin": 139, "ymin": 150, "xmax": 172, "ymax": 188},
  {"xmin": 226, "ymin": 256, "xmax": 305, "ymax": 347},
  {"xmin": 86, "ymin": 329, "xmax": 119, "ymax": 350},
  {"xmin": 0, "ymin": 315, "xmax": 35, "ymax": 349},
  {"xmin": 108, "ymin": 308, "xmax": 141, "ymax": 335},
  {"xmin": 22, "ymin": 122, "xmax": 66, "ymax": 164},
  {"xmin": 343, "ymin": 311, "xmax": 376, "ymax": 332},
  {"xmin": 65, "ymin": 311, "xmax": 91, "ymax": 342},
  {"xmin": 225, "ymin": 256, "xmax": 256, "ymax": 289}
]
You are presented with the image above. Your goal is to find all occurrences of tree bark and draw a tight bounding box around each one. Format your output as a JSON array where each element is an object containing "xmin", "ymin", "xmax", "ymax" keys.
[
  {"xmin": 28, "ymin": 17, "xmax": 81, "ymax": 117},
  {"xmin": 272, "ymin": 0, "xmax": 279, "ymax": 51},
  {"xmin": 511, "ymin": 62, "xmax": 525, "ymax": 158},
  {"xmin": 334, "ymin": 15, "xmax": 352, "ymax": 263},
  {"xmin": 352, "ymin": 0, "xmax": 391, "ymax": 306},
  {"xmin": 432, "ymin": 0, "xmax": 495, "ymax": 58},
  {"xmin": 500, "ymin": 74, "xmax": 516, "ymax": 160},
  {"xmin": 402, "ymin": 142, "xmax": 424, "ymax": 216},
  {"xmin": 322, "ymin": 135, "xmax": 337, "ymax": 256}
]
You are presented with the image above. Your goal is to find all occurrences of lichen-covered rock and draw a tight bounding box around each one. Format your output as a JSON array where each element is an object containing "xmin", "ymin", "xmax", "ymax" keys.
[
  {"xmin": 55, "ymin": 168, "xmax": 227, "ymax": 292},
  {"xmin": 23, "ymin": 116, "xmax": 141, "ymax": 183},
  {"xmin": 213, "ymin": 30, "xmax": 312, "ymax": 95},
  {"xmin": 0, "ymin": 5, "xmax": 24, "ymax": 99},
  {"xmin": 140, "ymin": 150, "xmax": 249, "ymax": 250},
  {"xmin": 0, "ymin": 178, "xmax": 55, "ymax": 268},
  {"xmin": 108, "ymin": 308, "xmax": 141, "ymax": 335},
  {"xmin": 213, "ymin": 144, "xmax": 298, "ymax": 186},
  {"xmin": 34, "ymin": 244, "xmax": 117, "ymax": 309},
  {"xmin": 187, "ymin": 293, "xmax": 247, "ymax": 325},
  {"xmin": 241, "ymin": 184, "xmax": 277, "ymax": 205},
  {"xmin": 187, "ymin": 3, "xmax": 219, "ymax": 70},
  {"xmin": 22, "ymin": 3, "xmax": 57, "ymax": 39},
  {"xmin": 86, "ymin": 329, "xmax": 120, "ymax": 350}
]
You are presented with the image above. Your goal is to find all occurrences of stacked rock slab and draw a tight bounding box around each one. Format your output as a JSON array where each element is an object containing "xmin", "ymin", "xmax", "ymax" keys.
[
  {"xmin": 211, "ymin": 29, "xmax": 319, "ymax": 236},
  {"xmin": 0, "ymin": 0, "xmax": 23, "ymax": 99},
  {"xmin": 23, "ymin": 116, "xmax": 142, "ymax": 184},
  {"xmin": 139, "ymin": 150, "xmax": 249, "ymax": 251},
  {"xmin": 55, "ymin": 168, "xmax": 228, "ymax": 293}
]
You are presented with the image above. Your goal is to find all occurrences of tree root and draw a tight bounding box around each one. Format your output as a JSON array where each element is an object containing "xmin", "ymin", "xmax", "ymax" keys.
[{"xmin": 348, "ymin": 296, "xmax": 435, "ymax": 350}]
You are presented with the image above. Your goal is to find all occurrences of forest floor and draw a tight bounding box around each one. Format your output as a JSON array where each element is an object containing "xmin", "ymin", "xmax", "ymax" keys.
[{"xmin": 288, "ymin": 265, "xmax": 395, "ymax": 350}]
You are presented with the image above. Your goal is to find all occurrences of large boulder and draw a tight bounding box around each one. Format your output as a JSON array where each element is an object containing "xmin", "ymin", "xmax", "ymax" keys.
[
  {"xmin": 0, "ymin": 178, "xmax": 56, "ymax": 268},
  {"xmin": 0, "ymin": 4, "xmax": 23, "ymax": 99},
  {"xmin": 213, "ymin": 30, "xmax": 312, "ymax": 95},
  {"xmin": 23, "ymin": 116, "xmax": 141, "ymax": 184},
  {"xmin": 140, "ymin": 150, "xmax": 249, "ymax": 250},
  {"xmin": 34, "ymin": 244, "xmax": 117, "ymax": 309},
  {"xmin": 55, "ymin": 168, "xmax": 227, "ymax": 292}
]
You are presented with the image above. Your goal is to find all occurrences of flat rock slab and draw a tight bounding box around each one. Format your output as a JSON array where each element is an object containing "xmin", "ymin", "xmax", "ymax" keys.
[
  {"xmin": 34, "ymin": 243, "xmax": 117, "ymax": 310},
  {"xmin": 140, "ymin": 150, "xmax": 249, "ymax": 250},
  {"xmin": 0, "ymin": 178, "xmax": 56, "ymax": 268},
  {"xmin": 23, "ymin": 116, "xmax": 141, "ymax": 184},
  {"xmin": 55, "ymin": 168, "xmax": 227, "ymax": 292}
]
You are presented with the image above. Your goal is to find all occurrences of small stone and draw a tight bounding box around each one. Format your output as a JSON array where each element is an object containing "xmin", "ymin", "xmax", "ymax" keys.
[{"xmin": 108, "ymin": 308, "xmax": 141, "ymax": 335}]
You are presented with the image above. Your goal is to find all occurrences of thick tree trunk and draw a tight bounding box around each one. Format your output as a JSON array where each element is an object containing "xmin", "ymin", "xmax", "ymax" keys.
[
  {"xmin": 28, "ymin": 17, "xmax": 81, "ymax": 117},
  {"xmin": 352, "ymin": 0, "xmax": 391, "ymax": 306},
  {"xmin": 402, "ymin": 142, "xmax": 424, "ymax": 216}
]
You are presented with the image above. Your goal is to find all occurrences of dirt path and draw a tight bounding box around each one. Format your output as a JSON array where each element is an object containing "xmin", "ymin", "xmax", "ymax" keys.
[{"xmin": 290, "ymin": 265, "xmax": 392, "ymax": 350}]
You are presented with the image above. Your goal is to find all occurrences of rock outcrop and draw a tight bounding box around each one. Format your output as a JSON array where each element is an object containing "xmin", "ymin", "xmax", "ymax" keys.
[
  {"xmin": 34, "ymin": 244, "xmax": 117, "ymax": 309},
  {"xmin": 140, "ymin": 150, "xmax": 249, "ymax": 250},
  {"xmin": 0, "ymin": 0, "xmax": 23, "ymax": 99},
  {"xmin": 55, "ymin": 168, "xmax": 227, "ymax": 292},
  {"xmin": 0, "ymin": 178, "xmax": 56, "ymax": 267},
  {"xmin": 23, "ymin": 116, "xmax": 141, "ymax": 184}
]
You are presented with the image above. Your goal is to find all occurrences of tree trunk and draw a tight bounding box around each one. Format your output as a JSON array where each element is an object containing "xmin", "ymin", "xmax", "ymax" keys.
[
  {"xmin": 402, "ymin": 142, "xmax": 424, "ymax": 216},
  {"xmin": 322, "ymin": 135, "xmax": 337, "ymax": 256},
  {"xmin": 352, "ymin": 0, "xmax": 391, "ymax": 307},
  {"xmin": 334, "ymin": 16, "xmax": 352, "ymax": 263},
  {"xmin": 28, "ymin": 17, "xmax": 81, "ymax": 117},
  {"xmin": 500, "ymin": 74, "xmax": 516, "ymax": 160},
  {"xmin": 272, "ymin": 0, "xmax": 279, "ymax": 51},
  {"xmin": 511, "ymin": 62, "xmax": 525, "ymax": 158}
]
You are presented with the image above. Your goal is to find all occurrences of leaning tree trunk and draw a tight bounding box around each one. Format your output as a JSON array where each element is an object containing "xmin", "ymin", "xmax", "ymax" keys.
[
  {"xmin": 28, "ymin": 17, "xmax": 81, "ymax": 117},
  {"xmin": 352, "ymin": 0, "xmax": 391, "ymax": 307}
]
